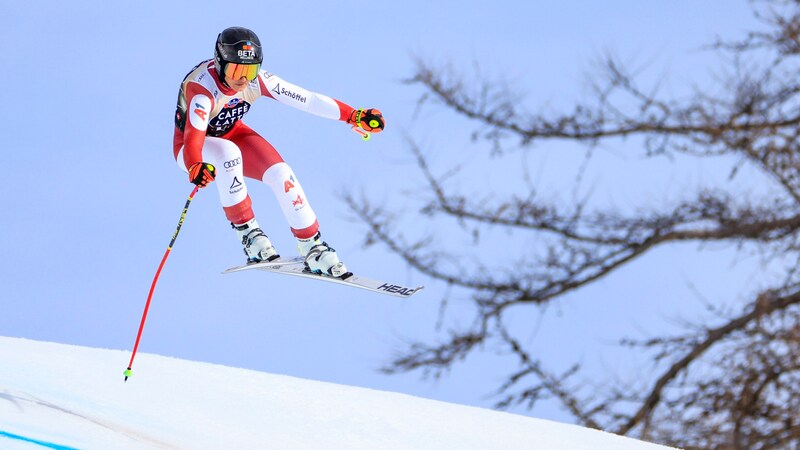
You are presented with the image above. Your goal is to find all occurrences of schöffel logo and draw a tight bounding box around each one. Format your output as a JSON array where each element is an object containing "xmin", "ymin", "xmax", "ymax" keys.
[
  {"xmin": 271, "ymin": 83, "xmax": 307, "ymax": 103},
  {"xmin": 229, "ymin": 176, "xmax": 243, "ymax": 195},
  {"xmin": 377, "ymin": 283, "xmax": 417, "ymax": 296}
]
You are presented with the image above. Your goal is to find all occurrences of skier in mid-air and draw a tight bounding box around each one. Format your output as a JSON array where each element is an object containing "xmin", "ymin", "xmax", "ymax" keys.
[{"xmin": 173, "ymin": 26, "xmax": 384, "ymax": 279}]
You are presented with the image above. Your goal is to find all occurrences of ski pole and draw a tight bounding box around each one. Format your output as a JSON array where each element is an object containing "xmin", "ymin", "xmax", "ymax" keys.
[
  {"xmin": 124, "ymin": 185, "xmax": 200, "ymax": 381},
  {"xmin": 351, "ymin": 125, "xmax": 371, "ymax": 141}
]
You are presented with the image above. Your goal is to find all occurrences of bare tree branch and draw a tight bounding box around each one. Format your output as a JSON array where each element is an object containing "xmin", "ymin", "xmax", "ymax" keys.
[{"xmin": 349, "ymin": 2, "xmax": 800, "ymax": 448}]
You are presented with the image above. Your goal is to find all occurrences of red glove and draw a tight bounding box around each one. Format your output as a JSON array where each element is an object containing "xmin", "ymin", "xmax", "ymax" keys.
[
  {"xmin": 348, "ymin": 108, "xmax": 385, "ymax": 133},
  {"xmin": 188, "ymin": 162, "xmax": 216, "ymax": 188}
]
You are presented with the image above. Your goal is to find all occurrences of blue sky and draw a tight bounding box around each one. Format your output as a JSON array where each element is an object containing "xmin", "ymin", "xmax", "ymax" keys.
[{"xmin": 1, "ymin": 0, "xmax": 765, "ymax": 423}]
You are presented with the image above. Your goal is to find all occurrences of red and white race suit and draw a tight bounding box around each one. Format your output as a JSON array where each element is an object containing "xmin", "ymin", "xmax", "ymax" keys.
[{"xmin": 173, "ymin": 59, "xmax": 355, "ymax": 239}]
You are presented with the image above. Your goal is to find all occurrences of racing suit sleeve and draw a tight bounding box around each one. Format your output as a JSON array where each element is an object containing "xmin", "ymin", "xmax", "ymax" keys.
[
  {"xmin": 258, "ymin": 72, "xmax": 355, "ymax": 122},
  {"xmin": 181, "ymin": 81, "xmax": 214, "ymax": 169}
]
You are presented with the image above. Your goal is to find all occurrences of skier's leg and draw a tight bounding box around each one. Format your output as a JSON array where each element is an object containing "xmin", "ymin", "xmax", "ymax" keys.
[
  {"xmin": 261, "ymin": 163, "xmax": 349, "ymax": 277},
  {"xmin": 175, "ymin": 137, "xmax": 278, "ymax": 262},
  {"xmin": 232, "ymin": 125, "xmax": 349, "ymax": 277}
]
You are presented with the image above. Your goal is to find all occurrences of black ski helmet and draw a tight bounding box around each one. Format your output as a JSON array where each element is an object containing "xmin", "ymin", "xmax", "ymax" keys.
[{"xmin": 214, "ymin": 27, "xmax": 263, "ymax": 80}]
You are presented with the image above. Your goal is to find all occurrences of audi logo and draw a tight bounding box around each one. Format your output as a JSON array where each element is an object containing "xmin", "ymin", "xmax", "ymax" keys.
[{"xmin": 224, "ymin": 157, "xmax": 241, "ymax": 169}]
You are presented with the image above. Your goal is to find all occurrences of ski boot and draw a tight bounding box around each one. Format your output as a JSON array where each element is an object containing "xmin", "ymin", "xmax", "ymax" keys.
[
  {"xmin": 297, "ymin": 232, "xmax": 351, "ymax": 279},
  {"xmin": 233, "ymin": 219, "xmax": 279, "ymax": 264}
]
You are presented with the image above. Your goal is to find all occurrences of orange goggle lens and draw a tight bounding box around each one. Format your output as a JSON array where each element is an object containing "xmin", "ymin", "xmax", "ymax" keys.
[{"xmin": 224, "ymin": 63, "xmax": 260, "ymax": 81}]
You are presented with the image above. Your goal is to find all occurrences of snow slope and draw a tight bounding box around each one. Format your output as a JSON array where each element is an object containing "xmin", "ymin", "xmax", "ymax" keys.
[{"xmin": 0, "ymin": 337, "xmax": 675, "ymax": 449}]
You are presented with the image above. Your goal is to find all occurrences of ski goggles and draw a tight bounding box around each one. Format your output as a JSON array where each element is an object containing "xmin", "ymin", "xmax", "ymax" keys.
[{"xmin": 223, "ymin": 62, "xmax": 261, "ymax": 81}]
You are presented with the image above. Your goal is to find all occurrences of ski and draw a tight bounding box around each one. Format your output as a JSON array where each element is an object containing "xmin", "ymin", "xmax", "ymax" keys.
[
  {"xmin": 223, "ymin": 261, "xmax": 424, "ymax": 298},
  {"xmin": 222, "ymin": 256, "xmax": 306, "ymax": 274}
]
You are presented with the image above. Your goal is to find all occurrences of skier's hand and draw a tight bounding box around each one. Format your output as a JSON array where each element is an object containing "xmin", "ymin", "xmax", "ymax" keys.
[
  {"xmin": 188, "ymin": 162, "xmax": 216, "ymax": 188},
  {"xmin": 348, "ymin": 108, "xmax": 385, "ymax": 133}
]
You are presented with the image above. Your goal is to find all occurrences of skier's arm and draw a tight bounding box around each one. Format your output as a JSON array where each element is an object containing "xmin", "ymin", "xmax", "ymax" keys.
[
  {"xmin": 181, "ymin": 81, "xmax": 217, "ymax": 186},
  {"xmin": 259, "ymin": 72, "xmax": 350, "ymax": 119},
  {"xmin": 258, "ymin": 73, "xmax": 385, "ymax": 132},
  {"xmin": 181, "ymin": 82, "xmax": 214, "ymax": 170}
]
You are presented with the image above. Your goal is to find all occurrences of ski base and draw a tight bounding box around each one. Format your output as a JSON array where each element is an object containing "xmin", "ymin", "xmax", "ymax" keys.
[
  {"xmin": 223, "ymin": 261, "xmax": 424, "ymax": 298},
  {"xmin": 222, "ymin": 256, "xmax": 306, "ymax": 274}
]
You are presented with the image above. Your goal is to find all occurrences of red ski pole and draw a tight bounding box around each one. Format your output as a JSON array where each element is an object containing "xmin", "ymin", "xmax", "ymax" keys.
[{"xmin": 124, "ymin": 185, "xmax": 200, "ymax": 381}]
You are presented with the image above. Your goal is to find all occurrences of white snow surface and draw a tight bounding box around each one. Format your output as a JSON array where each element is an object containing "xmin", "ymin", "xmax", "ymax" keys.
[{"xmin": 0, "ymin": 337, "xmax": 676, "ymax": 449}]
